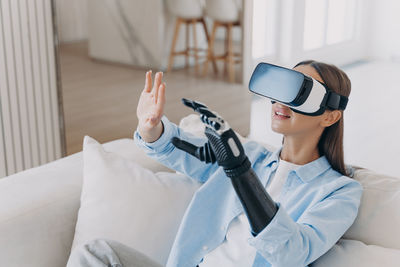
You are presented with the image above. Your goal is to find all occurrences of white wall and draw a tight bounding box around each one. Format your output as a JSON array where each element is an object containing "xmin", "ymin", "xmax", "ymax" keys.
[
  {"xmin": 55, "ymin": 0, "xmax": 88, "ymax": 43},
  {"xmin": 366, "ymin": 0, "xmax": 400, "ymax": 61}
]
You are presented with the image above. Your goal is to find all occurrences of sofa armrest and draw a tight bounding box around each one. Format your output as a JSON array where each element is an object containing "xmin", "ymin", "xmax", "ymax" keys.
[{"xmin": 0, "ymin": 152, "xmax": 83, "ymax": 267}]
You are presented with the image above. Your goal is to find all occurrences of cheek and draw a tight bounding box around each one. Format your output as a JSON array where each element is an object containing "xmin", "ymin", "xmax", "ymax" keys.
[{"xmin": 291, "ymin": 113, "xmax": 322, "ymax": 130}]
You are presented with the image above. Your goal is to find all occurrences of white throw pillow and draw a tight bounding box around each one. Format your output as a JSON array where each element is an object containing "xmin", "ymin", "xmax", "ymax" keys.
[
  {"xmin": 68, "ymin": 136, "xmax": 200, "ymax": 265},
  {"xmin": 312, "ymin": 239, "xmax": 400, "ymax": 267}
]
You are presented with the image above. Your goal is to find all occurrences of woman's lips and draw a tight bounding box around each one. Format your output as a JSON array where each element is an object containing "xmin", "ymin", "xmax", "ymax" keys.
[
  {"xmin": 273, "ymin": 111, "xmax": 291, "ymax": 120},
  {"xmin": 273, "ymin": 107, "xmax": 292, "ymax": 120}
]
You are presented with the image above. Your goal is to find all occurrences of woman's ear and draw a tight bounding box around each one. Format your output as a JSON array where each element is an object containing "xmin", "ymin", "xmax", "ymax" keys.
[{"xmin": 321, "ymin": 110, "xmax": 342, "ymax": 127}]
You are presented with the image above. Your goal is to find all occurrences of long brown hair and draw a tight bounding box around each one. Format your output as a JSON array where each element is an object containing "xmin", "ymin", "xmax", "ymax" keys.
[{"xmin": 294, "ymin": 60, "xmax": 351, "ymax": 176}]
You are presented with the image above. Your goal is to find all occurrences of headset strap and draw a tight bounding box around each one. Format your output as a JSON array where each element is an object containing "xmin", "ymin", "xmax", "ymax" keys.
[
  {"xmin": 338, "ymin": 96, "xmax": 349, "ymax": 110},
  {"xmin": 323, "ymin": 91, "xmax": 348, "ymax": 110}
]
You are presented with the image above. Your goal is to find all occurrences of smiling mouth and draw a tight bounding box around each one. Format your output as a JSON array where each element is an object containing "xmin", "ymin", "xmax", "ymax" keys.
[{"xmin": 275, "ymin": 111, "xmax": 291, "ymax": 118}]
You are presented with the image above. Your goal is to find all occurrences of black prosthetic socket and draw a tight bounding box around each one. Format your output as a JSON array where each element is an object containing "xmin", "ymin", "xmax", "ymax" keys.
[
  {"xmin": 172, "ymin": 98, "xmax": 278, "ymax": 235},
  {"xmin": 229, "ymin": 165, "xmax": 278, "ymax": 235}
]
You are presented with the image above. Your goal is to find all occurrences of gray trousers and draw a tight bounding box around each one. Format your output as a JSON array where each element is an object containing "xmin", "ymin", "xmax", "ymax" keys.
[{"xmin": 67, "ymin": 239, "xmax": 163, "ymax": 267}]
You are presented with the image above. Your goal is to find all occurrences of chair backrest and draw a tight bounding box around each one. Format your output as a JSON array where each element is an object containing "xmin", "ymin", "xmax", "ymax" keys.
[
  {"xmin": 204, "ymin": 0, "xmax": 241, "ymax": 22},
  {"xmin": 166, "ymin": 0, "xmax": 203, "ymax": 19}
]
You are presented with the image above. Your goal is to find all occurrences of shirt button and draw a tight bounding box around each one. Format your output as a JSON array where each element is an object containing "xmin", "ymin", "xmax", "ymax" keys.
[{"xmin": 202, "ymin": 245, "xmax": 208, "ymax": 251}]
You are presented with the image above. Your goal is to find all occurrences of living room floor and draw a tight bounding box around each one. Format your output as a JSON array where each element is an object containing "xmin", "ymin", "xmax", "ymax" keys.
[
  {"xmin": 60, "ymin": 41, "xmax": 250, "ymax": 155},
  {"xmin": 249, "ymin": 60, "xmax": 400, "ymax": 178}
]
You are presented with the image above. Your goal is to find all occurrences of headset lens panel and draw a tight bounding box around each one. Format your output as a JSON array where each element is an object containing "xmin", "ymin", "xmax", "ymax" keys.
[{"xmin": 249, "ymin": 63, "xmax": 305, "ymax": 105}]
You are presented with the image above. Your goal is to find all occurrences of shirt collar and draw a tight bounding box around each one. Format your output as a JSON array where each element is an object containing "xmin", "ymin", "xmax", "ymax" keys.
[
  {"xmin": 265, "ymin": 147, "xmax": 332, "ymax": 183},
  {"xmin": 264, "ymin": 147, "xmax": 281, "ymax": 167},
  {"xmin": 294, "ymin": 155, "xmax": 331, "ymax": 182}
]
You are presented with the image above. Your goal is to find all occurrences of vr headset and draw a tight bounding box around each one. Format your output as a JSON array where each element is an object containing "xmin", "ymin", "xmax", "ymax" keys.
[{"xmin": 248, "ymin": 62, "xmax": 348, "ymax": 116}]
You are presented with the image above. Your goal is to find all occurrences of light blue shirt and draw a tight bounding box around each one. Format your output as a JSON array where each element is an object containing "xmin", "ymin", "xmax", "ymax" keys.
[{"xmin": 134, "ymin": 116, "xmax": 363, "ymax": 267}]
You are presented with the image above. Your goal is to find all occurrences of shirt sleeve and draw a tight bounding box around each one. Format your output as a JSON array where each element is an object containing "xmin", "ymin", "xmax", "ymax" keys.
[
  {"xmin": 248, "ymin": 179, "xmax": 363, "ymax": 266},
  {"xmin": 134, "ymin": 116, "xmax": 220, "ymax": 183}
]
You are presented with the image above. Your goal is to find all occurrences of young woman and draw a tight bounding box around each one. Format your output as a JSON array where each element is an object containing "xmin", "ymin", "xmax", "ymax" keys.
[{"xmin": 68, "ymin": 61, "xmax": 362, "ymax": 267}]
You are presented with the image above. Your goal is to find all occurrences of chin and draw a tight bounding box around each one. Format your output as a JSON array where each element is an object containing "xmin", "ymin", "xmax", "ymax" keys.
[{"xmin": 271, "ymin": 125, "xmax": 286, "ymax": 135}]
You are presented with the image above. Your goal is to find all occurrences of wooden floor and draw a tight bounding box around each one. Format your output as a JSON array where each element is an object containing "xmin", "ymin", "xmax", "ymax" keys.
[{"xmin": 59, "ymin": 41, "xmax": 251, "ymax": 155}]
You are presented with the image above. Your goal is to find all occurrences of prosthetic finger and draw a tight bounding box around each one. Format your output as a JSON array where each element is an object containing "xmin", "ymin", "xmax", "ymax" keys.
[
  {"xmin": 182, "ymin": 98, "xmax": 208, "ymax": 112},
  {"xmin": 181, "ymin": 98, "xmax": 225, "ymax": 131},
  {"xmin": 171, "ymin": 137, "xmax": 216, "ymax": 164}
]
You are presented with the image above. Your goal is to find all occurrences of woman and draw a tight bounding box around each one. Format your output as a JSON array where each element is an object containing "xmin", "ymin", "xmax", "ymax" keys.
[{"xmin": 68, "ymin": 61, "xmax": 362, "ymax": 267}]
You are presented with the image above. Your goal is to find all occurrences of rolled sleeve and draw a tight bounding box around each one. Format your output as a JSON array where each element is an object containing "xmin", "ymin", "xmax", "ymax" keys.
[
  {"xmin": 133, "ymin": 116, "xmax": 219, "ymax": 183},
  {"xmin": 134, "ymin": 116, "xmax": 176, "ymax": 154},
  {"xmin": 249, "ymin": 204, "xmax": 299, "ymax": 260}
]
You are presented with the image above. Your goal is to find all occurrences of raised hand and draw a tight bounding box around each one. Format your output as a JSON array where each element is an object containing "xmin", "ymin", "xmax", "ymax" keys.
[{"xmin": 136, "ymin": 71, "xmax": 166, "ymax": 143}]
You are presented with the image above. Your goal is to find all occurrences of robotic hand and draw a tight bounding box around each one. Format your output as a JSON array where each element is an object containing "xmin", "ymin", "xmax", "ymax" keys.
[{"xmin": 171, "ymin": 98, "xmax": 278, "ymax": 235}]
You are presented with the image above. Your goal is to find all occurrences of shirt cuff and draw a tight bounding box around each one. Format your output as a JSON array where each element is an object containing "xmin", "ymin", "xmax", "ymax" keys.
[
  {"xmin": 248, "ymin": 203, "xmax": 298, "ymax": 257},
  {"xmin": 133, "ymin": 116, "xmax": 176, "ymax": 152}
]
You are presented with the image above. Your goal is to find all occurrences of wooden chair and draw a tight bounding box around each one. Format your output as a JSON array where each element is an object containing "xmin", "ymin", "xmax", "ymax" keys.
[
  {"xmin": 166, "ymin": 0, "xmax": 217, "ymax": 74},
  {"xmin": 203, "ymin": 0, "xmax": 242, "ymax": 83}
]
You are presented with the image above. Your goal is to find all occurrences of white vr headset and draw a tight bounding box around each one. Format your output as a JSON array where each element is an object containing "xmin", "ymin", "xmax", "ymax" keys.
[{"xmin": 249, "ymin": 62, "xmax": 348, "ymax": 116}]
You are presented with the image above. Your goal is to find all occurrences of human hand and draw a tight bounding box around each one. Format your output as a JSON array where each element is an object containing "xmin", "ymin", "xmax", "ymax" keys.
[{"xmin": 136, "ymin": 71, "xmax": 166, "ymax": 143}]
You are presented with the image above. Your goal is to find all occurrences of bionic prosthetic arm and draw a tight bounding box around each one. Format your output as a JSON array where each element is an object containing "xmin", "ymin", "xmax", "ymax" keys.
[{"xmin": 171, "ymin": 98, "xmax": 278, "ymax": 235}]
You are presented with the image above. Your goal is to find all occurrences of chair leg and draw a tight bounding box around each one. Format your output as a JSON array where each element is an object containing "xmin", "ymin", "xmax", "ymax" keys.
[
  {"xmin": 185, "ymin": 21, "xmax": 190, "ymax": 69},
  {"xmin": 227, "ymin": 23, "xmax": 235, "ymax": 83},
  {"xmin": 167, "ymin": 18, "xmax": 182, "ymax": 72},
  {"xmin": 192, "ymin": 19, "xmax": 199, "ymax": 74},
  {"xmin": 200, "ymin": 18, "xmax": 217, "ymax": 74},
  {"xmin": 223, "ymin": 24, "xmax": 229, "ymax": 76},
  {"xmin": 203, "ymin": 21, "xmax": 218, "ymax": 76}
]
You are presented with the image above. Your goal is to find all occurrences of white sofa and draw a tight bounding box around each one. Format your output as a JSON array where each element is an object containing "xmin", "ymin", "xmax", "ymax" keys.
[{"xmin": 1, "ymin": 116, "xmax": 400, "ymax": 267}]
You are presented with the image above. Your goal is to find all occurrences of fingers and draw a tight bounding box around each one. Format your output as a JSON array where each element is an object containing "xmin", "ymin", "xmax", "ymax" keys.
[
  {"xmin": 153, "ymin": 72, "xmax": 163, "ymax": 98},
  {"xmin": 143, "ymin": 70, "xmax": 152, "ymax": 93},
  {"xmin": 151, "ymin": 82, "xmax": 166, "ymax": 121},
  {"xmin": 157, "ymin": 82, "xmax": 166, "ymax": 105}
]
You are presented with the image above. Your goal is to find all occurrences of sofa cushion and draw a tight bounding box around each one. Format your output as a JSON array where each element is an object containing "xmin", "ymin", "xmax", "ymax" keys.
[
  {"xmin": 102, "ymin": 137, "xmax": 173, "ymax": 173},
  {"xmin": 344, "ymin": 168, "xmax": 400, "ymax": 250},
  {"xmin": 312, "ymin": 239, "xmax": 400, "ymax": 267},
  {"xmin": 68, "ymin": 136, "xmax": 200, "ymax": 265}
]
